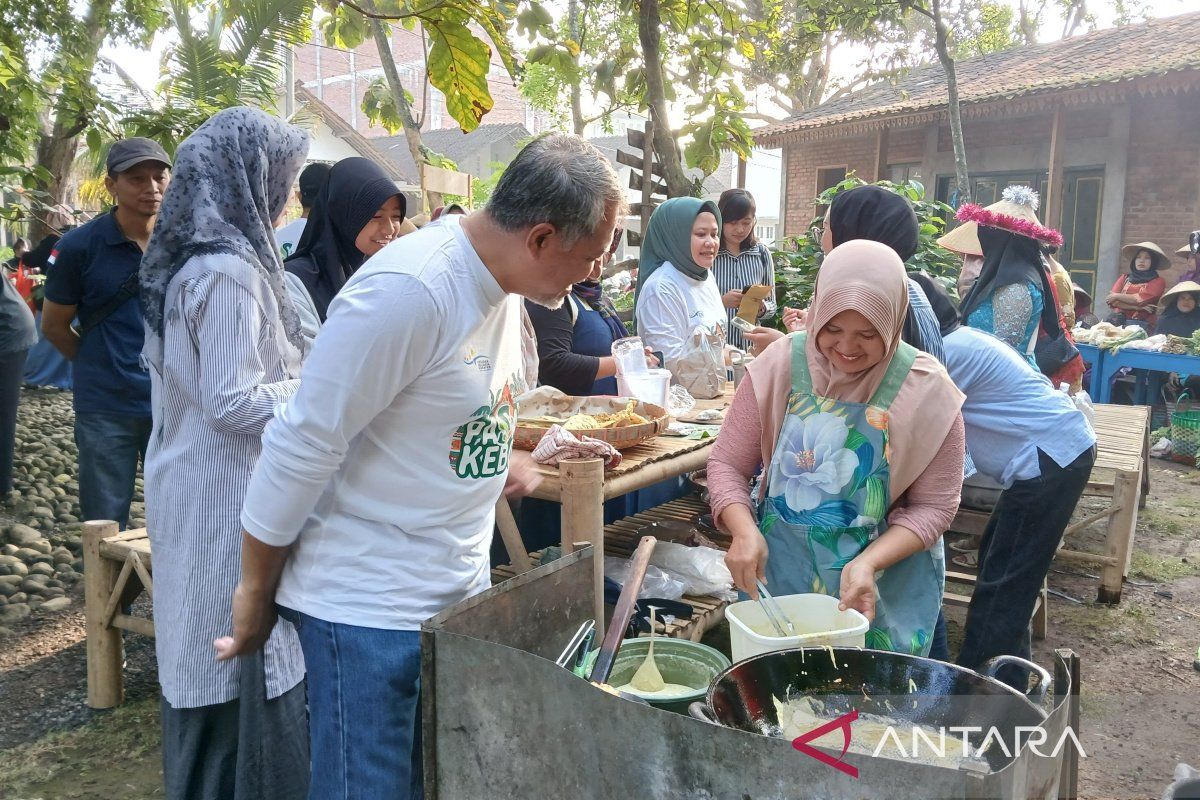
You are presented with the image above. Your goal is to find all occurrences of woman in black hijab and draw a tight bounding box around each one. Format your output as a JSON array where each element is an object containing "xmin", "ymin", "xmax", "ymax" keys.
[
  {"xmin": 1155, "ymin": 281, "xmax": 1200, "ymax": 338},
  {"xmin": 823, "ymin": 185, "xmax": 945, "ymax": 363},
  {"xmin": 284, "ymin": 157, "xmax": 405, "ymax": 321}
]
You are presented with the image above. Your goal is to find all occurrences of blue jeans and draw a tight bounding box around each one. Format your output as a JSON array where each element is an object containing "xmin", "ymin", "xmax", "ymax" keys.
[
  {"xmin": 74, "ymin": 412, "xmax": 152, "ymax": 529},
  {"xmin": 277, "ymin": 607, "xmax": 423, "ymax": 800}
]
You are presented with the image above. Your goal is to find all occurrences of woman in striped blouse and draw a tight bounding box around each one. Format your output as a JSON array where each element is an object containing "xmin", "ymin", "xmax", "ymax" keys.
[
  {"xmin": 140, "ymin": 108, "xmax": 309, "ymax": 800},
  {"xmin": 713, "ymin": 189, "xmax": 776, "ymax": 351}
]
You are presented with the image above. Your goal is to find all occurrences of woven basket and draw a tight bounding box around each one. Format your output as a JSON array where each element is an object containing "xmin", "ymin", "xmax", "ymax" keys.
[
  {"xmin": 1170, "ymin": 392, "xmax": 1200, "ymax": 466},
  {"xmin": 514, "ymin": 401, "xmax": 669, "ymax": 451}
]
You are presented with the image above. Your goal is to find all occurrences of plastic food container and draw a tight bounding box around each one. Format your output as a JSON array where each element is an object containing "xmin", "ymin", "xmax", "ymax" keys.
[
  {"xmin": 612, "ymin": 335, "xmax": 650, "ymax": 377},
  {"xmin": 725, "ymin": 593, "xmax": 869, "ymax": 663},
  {"xmin": 617, "ymin": 368, "xmax": 671, "ymax": 410}
]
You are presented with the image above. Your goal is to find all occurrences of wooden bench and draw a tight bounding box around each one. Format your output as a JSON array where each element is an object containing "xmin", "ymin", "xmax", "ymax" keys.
[
  {"xmin": 84, "ymin": 496, "xmax": 734, "ymax": 708},
  {"xmin": 82, "ymin": 521, "xmax": 154, "ymax": 708},
  {"xmin": 948, "ymin": 403, "xmax": 1150, "ymax": 609}
]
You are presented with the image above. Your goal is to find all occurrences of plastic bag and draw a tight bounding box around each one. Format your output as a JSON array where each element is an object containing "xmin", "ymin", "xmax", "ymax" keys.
[
  {"xmin": 604, "ymin": 556, "xmax": 686, "ymax": 600},
  {"xmin": 648, "ymin": 542, "xmax": 735, "ymax": 599},
  {"xmin": 669, "ymin": 326, "xmax": 725, "ymax": 400},
  {"xmin": 1058, "ymin": 383, "xmax": 1095, "ymax": 429}
]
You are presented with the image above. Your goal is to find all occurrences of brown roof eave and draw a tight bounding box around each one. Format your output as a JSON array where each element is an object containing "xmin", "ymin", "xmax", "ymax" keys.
[{"xmin": 754, "ymin": 69, "xmax": 1200, "ymax": 148}]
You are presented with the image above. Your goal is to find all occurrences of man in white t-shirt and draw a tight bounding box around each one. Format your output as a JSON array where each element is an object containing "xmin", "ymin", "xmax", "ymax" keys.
[
  {"xmin": 274, "ymin": 162, "xmax": 331, "ymax": 258},
  {"xmin": 216, "ymin": 134, "xmax": 625, "ymax": 798}
]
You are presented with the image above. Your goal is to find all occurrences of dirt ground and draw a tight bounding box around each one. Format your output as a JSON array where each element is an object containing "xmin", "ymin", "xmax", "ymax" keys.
[{"xmin": 0, "ymin": 423, "xmax": 1197, "ymax": 798}]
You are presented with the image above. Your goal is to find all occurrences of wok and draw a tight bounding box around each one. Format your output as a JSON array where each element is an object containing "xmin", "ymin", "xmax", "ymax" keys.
[{"xmin": 690, "ymin": 648, "xmax": 1050, "ymax": 772}]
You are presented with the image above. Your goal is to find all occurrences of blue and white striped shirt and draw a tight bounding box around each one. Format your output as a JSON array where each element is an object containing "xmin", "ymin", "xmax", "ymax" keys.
[
  {"xmin": 143, "ymin": 255, "xmax": 305, "ymax": 708},
  {"xmin": 712, "ymin": 244, "xmax": 776, "ymax": 350}
]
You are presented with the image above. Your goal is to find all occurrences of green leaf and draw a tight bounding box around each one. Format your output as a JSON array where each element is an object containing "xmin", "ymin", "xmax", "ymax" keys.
[
  {"xmin": 844, "ymin": 428, "xmax": 868, "ymax": 452},
  {"xmin": 809, "ymin": 524, "xmax": 848, "ymax": 554},
  {"xmin": 323, "ymin": 5, "xmax": 371, "ymax": 50},
  {"xmin": 426, "ymin": 20, "xmax": 494, "ymax": 132},
  {"xmin": 516, "ymin": 3, "xmax": 554, "ymax": 38},
  {"xmin": 865, "ymin": 628, "xmax": 895, "ymax": 651},
  {"xmin": 362, "ymin": 77, "xmax": 404, "ymax": 134},
  {"xmin": 862, "ymin": 476, "xmax": 887, "ymax": 521}
]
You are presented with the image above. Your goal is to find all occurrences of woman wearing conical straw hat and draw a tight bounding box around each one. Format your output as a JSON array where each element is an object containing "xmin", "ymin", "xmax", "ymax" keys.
[{"xmin": 1106, "ymin": 241, "xmax": 1171, "ymax": 330}]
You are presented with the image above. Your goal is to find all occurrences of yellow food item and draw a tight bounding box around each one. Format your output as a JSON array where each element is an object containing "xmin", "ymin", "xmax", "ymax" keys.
[
  {"xmin": 563, "ymin": 414, "xmax": 602, "ymax": 430},
  {"xmin": 519, "ymin": 400, "xmax": 652, "ymax": 431}
]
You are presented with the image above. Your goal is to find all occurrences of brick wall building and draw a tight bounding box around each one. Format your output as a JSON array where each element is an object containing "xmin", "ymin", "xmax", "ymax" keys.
[
  {"xmin": 758, "ymin": 11, "xmax": 1200, "ymax": 296},
  {"xmin": 293, "ymin": 25, "xmax": 549, "ymax": 139}
]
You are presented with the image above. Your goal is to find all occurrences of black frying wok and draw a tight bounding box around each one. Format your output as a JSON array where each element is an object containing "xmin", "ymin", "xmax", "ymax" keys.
[{"xmin": 691, "ymin": 648, "xmax": 1050, "ymax": 772}]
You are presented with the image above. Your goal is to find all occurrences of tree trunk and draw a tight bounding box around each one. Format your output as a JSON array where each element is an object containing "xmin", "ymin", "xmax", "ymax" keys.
[
  {"xmin": 367, "ymin": 9, "xmax": 443, "ymax": 209},
  {"xmin": 30, "ymin": 0, "xmax": 116, "ymax": 242},
  {"xmin": 568, "ymin": 0, "xmax": 586, "ymax": 135},
  {"xmin": 636, "ymin": 0, "xmax": 694, "ymax": 197},
  {"xmin": 931, "ymin": 0, "xmax": 970, "ymax": 204},
  {"xmin": 1017, "ymin": 0, "xmax": 1039, "ymax": 44}
]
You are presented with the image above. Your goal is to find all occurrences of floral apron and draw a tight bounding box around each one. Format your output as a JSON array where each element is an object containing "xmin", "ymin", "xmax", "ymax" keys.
[{"xmin": 757, "ymin": 333, "xmax": 944, "ymax": 656}]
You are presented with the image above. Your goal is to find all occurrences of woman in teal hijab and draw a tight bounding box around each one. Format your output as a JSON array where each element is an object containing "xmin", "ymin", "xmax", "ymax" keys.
[{"xmin": 635, "ymin": 197, "xmax": 724, "ymax": 365}]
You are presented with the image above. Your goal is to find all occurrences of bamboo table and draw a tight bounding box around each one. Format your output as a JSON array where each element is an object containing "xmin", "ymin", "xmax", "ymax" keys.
[{"xmin": 521, "ymin": 386, "xmax": 733, "ymax": 640}]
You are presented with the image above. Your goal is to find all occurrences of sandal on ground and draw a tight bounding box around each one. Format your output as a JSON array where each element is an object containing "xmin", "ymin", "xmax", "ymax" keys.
[
  {"xmin": 951, "ymin": 551, "xmax": 979, "ymax": 569},
  {"xmin": 948, "ymin": 537, "xmax": 978, "ymax": 553}
]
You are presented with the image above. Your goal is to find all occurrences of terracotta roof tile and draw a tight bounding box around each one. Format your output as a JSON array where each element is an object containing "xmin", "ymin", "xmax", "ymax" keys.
[{"xmin": 755, "ymin": 10, "xmax": 1200, "ymax": 141}]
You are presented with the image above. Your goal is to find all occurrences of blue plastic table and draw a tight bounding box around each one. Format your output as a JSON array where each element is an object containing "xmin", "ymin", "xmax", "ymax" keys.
[{"xmin": 1092, "ymin": 347, "xmax": 1200, "ymax": 404}]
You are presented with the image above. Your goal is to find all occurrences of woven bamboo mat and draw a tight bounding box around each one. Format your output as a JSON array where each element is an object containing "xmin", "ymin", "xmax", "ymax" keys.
[
  {"xmin": 491, "ymin": 497, "xmax": 732, "ymax": 642},
  {"xmin": 1090, "ymin": 403, "xmax": 1149, "ymax": 479}
]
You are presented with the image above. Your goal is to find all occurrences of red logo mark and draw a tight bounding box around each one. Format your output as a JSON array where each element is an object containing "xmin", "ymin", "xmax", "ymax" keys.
[{"xmin": 790, "ymin": 709, "xmax": 860, "ymax": 778}]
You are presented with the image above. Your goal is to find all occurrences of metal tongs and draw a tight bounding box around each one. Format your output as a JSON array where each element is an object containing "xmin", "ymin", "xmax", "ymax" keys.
[
  {"xmin": 556, "ymin": 619, "xmax": 596, "ymax": 672},
  {"xmin": 755, "ymin": 579, "xmax": 795, "ymax": 637}
]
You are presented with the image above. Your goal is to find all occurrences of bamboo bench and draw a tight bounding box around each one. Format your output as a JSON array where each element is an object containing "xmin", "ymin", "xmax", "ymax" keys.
[{"xmin": 947, "ymin": 402, "xmax": 1150, "ymax": 611}]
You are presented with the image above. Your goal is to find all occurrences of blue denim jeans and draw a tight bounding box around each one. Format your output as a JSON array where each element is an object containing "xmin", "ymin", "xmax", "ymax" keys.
[
  {"xmin": 74, "ymin": 412, "xmax": 152, "ymax": 529},
  {"xmin": 277, "ymin": 607, "xmax": 423, "ymax": 800}
]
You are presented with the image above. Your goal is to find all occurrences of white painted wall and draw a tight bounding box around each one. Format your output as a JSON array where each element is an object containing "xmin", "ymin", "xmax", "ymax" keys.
[{"xmin": 304, "ymin": 117, "xmax": 364, "ymax": 163}]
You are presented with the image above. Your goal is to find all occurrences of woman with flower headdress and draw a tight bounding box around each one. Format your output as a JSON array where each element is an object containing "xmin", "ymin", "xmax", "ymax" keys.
[
  {"xmin": 938, "ymin": 186, "xmax": 1083, "ymax": 392},
  {"xmin": 707, "ymin": 240, "xmax": 965, "ymax": 656},
  {"xmin": 938, "ymin": 187, "xmax": 1064, "ymax": 366}
]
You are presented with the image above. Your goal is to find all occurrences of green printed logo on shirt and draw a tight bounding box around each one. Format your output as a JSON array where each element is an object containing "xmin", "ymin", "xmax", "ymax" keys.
[{"xmin": 448, "ymin": 382, "xmax": 516, "ymax": 479}]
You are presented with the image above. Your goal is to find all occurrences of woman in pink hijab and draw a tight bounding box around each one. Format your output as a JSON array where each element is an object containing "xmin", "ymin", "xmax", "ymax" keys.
[{"xmin": 708, "ymin": 240, "xmax": 966, "ymax": 656}]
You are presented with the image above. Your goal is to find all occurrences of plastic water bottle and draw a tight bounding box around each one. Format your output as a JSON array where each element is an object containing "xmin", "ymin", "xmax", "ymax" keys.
[{"xmin": 1060, "ymin": 383, "xmax": 1096, "ymax": 429}]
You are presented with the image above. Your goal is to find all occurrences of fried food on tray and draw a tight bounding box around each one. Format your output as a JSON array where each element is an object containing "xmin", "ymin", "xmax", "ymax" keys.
[{"xmin": 519, "ymin": 400, "xmax": 651, "ymax": 431}]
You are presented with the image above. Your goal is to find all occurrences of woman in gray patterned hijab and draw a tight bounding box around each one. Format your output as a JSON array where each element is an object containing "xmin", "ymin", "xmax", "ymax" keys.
[
  {"xmin": 140, "ymin": 107, "xmax": 312, "ymax": 800},
  {"xmin": 141, "ymin": 106, "xmax": 309, "ymax": 367}
]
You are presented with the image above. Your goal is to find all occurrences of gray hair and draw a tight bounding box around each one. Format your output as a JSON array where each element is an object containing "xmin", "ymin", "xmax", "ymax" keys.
[{"xmin": 486, "ymin": 133, "xmax": 625, "ymax": 247}]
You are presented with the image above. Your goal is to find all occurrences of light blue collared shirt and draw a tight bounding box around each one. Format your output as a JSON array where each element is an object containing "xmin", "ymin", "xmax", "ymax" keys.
[{"xmin": 943, "ymin": 326, "xmax": 1095, "ymax": 488}]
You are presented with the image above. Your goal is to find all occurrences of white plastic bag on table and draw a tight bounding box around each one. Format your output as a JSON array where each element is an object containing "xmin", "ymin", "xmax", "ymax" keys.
[
  {"xmin": 604, "ymin": 556, "xmax": 686, "ymax": 600},
  {"xmin": 669, "ymin": 326, "xmax": 725, "ymax": 400},
  {"xmin": 1058, "ymin": 382, "xmax": 1095, "ymax": 429},
  {"xmin": 648, "ymin": 542, "xmax": 735, "ymax": 599}
]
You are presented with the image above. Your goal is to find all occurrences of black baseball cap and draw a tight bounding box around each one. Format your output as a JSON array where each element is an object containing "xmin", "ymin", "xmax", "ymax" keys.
[
  {"xmin": 106, "ymin": 137, "xmax": 172, "ymax": 175},
  {"xmin": 298, "ymin": 162, "xmax": 333, "ymax": 207}
]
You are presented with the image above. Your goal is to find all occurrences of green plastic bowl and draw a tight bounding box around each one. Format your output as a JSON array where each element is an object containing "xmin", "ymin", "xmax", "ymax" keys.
[{"xmin": 584, "ymin": 638, "xmax": 731, "ymax": 715}]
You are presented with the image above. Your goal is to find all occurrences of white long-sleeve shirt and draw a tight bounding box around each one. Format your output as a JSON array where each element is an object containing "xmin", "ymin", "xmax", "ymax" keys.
[
  {"xmin": 241, "ymin": 216, "xmax": 525, "ymax": 629},
  {"xmin": 635, "ymin": 262, "xmax": 726, "ymax": 364}
]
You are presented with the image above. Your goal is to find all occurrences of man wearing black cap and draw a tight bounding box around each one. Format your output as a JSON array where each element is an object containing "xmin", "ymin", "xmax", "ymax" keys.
[
  {"xmin": 274, "ymin": 161, "xmax": 331, "ymax": 258},
  {"xmin": 42, "ymin": 137, "xmax": 171, "ymax": 529}
]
